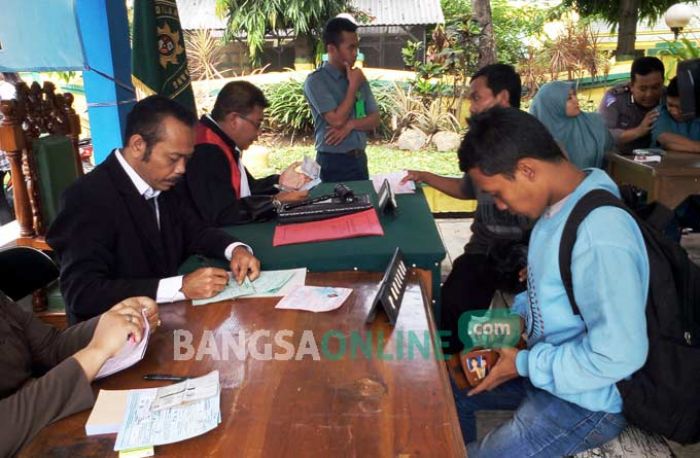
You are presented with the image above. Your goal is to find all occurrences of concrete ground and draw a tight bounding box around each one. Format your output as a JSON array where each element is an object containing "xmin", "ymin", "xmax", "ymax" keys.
[{"xmin": 435, "ymin": 218, "xmax": 700, "ymax": 456}]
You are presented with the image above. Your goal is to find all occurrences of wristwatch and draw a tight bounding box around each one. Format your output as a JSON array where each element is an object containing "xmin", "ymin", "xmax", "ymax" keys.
[{"xmin": 271, "ymin": 196, "xmax": 282, "ymax": 211}]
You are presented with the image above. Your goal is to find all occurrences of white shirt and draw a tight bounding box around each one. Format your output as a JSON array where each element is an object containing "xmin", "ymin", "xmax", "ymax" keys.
[{"xmin": 115, "ymin": 149, "xmax": 249, "ymax": 303}]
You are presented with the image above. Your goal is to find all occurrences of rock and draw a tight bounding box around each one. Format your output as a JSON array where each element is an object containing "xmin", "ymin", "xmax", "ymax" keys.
[
  {"xmin": 431, "ymin": 131, "xmax": 462, "ymax": 152},
  {"xmin": 397, "ymin": 128, "xmax": 428, "ymax": 151}
]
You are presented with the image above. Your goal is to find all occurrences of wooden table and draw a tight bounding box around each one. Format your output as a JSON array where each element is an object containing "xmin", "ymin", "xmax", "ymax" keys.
[
  {"xmin": 20, "ymin": 271, "xmax": 466, "ymax": 457},
  {"xmin": 607, "ymin": 151, "xmax": 700, "ymax": 208}
]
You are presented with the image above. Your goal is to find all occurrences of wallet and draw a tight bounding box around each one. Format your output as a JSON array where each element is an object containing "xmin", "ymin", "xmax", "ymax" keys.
[
  {"xmin": 276, "ymin": 194, "xmax": 373, "ymax": 224},
  {"xmin": 459, "ymin": 349, "xmax": 500, "ymax": 387}
]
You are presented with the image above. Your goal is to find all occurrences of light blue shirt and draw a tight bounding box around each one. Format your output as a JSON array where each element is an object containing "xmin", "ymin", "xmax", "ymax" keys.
[
  {"xmin": 303, "ymin": 62, "xmax": 378, "ymax": 153},
  {"xmin": 512, "ymin": 169, "xmax": 649, "ymax": 414},
  {"xmin": 651, "ymin": 105, "xmax": 700, "ymax": 146}
]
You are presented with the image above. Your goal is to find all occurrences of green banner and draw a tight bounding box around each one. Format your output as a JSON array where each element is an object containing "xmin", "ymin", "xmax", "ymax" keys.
[{"xmin": 131, "ymin": 0, "xmax": 197, "ymax": 114}]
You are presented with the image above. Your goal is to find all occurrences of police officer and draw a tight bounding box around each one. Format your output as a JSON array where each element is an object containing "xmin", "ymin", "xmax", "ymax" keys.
[{"xmin": 598, "ymin": 56, "xmax": 665, "ymax": 154}]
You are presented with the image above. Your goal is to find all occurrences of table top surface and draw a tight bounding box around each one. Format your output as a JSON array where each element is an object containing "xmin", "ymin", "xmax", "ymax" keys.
[
  {"xmin": 181, "ymin": 181, "xmax": 446, "ymax": 275},
  {"xmin": 20, "ymin": 271, "xmax": 465, "ymax": 457},
  {"xmin": 609, "ymin": 151, "xmax": 700, "ymax": 176}
]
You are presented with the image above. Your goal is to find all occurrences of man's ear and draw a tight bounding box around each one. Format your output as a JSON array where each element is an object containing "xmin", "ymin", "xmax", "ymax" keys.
[
  {"xmin": 127, "ymin": 134, "xmax": 147, "ymax": 160},
  {"xmin": 496, "ymin": 89, "xmax": 511, "ymax": 108},
  {"xmin": 516, "ymin": 158, "xmax": 537, "ymax": 181}
]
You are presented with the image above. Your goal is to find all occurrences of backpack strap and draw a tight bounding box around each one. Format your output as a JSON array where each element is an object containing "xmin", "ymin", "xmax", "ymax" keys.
[{"xmin": 559, "ymin": 189, "xmax": 629, "ymax": 316}]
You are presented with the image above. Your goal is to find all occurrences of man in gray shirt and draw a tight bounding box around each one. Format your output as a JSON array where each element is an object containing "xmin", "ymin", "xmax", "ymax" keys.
[
  {"xmin": 303, "ymin": 17, "xmax": 380, "ymax": 182},
  {"xmin": 598, "ymin": 56, "xmax": 665, "ymax": 154}
]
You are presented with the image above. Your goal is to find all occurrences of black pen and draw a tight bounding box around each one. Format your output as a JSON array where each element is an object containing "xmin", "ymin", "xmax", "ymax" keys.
[{"xmin": 143, "ymin": 374, "xmax": 189, "ymax": 382}]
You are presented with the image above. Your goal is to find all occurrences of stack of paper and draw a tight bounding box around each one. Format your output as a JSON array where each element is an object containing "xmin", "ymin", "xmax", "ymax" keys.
[
  {"xmin": 112, "ymin": 371, "xmax": 222, "ymax": 452},
  {"xmin": 300, "ymin": 156, "xmax": 321, "ymax": 191},
  {"xmin": 86, "ymin": 390, "xmax": 131, "ymax": 435},
  {"xmin": 192, "ymin": 268, "xmax": 305, "ymax": 306},
  {"xmin": 371, "ymin": 172, "xmax": 416, "ymax": 194},
  {"xmin": 96, "ymin": 310, "xmax": 150, "ymax": 379}
]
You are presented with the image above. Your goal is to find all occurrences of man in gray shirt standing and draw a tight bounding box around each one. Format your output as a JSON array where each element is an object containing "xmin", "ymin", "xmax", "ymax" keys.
[{"xmin": 303, "ymin": 17, "xmax": 380, "ymax": 182}]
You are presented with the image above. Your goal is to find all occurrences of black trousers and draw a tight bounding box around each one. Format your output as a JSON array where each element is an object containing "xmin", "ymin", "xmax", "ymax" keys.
[{"xmin": 439, "ymin": 252, "xmax": 523, "ymax": 354}]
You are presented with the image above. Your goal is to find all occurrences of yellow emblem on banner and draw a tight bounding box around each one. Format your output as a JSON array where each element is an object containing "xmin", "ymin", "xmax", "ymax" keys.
[{"xmin": 156, "ymin": 22, "xmax": 184, "ymax": 68}]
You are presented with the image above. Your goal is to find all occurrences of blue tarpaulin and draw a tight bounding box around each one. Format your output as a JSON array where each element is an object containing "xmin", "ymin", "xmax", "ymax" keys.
[{"xmin": 0, "ymin": 0, "xmax": 86, "ymax": 72}]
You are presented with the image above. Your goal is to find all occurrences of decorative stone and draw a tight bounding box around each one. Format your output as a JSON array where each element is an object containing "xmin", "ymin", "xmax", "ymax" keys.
[
  {"xmin": 397, "ymin": 128, "xmax": 428, "ymax": 151},
  {"xmin": 431, "ymin": 131, "xmax": 462, "ymax": 152}
]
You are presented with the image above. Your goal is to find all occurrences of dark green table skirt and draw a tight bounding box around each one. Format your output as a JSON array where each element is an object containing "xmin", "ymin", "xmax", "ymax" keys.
[{"xmin": 180, "ymin": 181, "xmax": 446, "ymax": 306}]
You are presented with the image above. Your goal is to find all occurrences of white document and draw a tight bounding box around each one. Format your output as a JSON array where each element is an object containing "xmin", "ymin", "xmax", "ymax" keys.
[
  {"xmin": 150, "ymin": 370, "xmax": 220, "ymax": 412},
  {"xmin": 246, "ymin": 268, "xmax": 307, "ymax": 298},
  {"xmin": 113, "ymin": 371, "xmax": 221, "ymax": 451},
  {"xmin": 371, "ymin": 172, "xmax": 416, "ymax": 194},
  {"xmin": 192, "ymin": 269, "xmax": 299, "ymax": 306},
  {"xmin": 301, "ymin": 155, "xmax": 320, "ymax": 179},
  {"xmin": 275, "ymin": 286, "xmax": 352, "ymax": 312},
  {"xmin": 96, "ymin": 310, "xmax": 150, "ymax": 379}
]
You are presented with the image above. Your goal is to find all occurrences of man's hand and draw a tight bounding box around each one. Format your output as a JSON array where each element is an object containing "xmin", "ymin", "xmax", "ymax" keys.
[
  {"xmin": 181, "ymin": 267, "xmax": 229, "ymax": 299},
  {"xmin": 277, "ymin": 190, "xmax": 309, "ymax": 203},
  {"xmin": 345, "ymin": 63, "xmax": 366, "ymax": 91},
  {"xmin": 279, "ymin": 161, "xmax": 311, "ymax": 190},
  {"xmin": 401, "ymin": 169, "xmax": 430, "ymax": 184},
  {"xmin": 467, "ymin": 347, "xmax": 520, "ymax": 396},
  {"xmin": 230, "ymin": 246, "xmax": 261, "ymax": 284},
  {"xmin": 635, "ymin": 108, "xmax": 660, "ymax": 136},
  {"xmin": 325, "ymin": 124, "xmax": 353, "ymax": 146}
]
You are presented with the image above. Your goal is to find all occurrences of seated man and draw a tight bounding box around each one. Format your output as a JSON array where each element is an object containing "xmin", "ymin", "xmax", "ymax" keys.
[
  {"xmin": 0, "ymin": 294, "xmax": 158, "ymax": 456},
  {"xmin": 183, "ymin": 81, "xmax": 310, "ymax": 226},
  {"xmin": 303, "ymin": 17, "xmax": 380, "ymax": 182},
  {"xmin": 47, "ymin": 96, "xmax": 260, "ymax": 324},
  {"xmin": 403, "ymin": 64, "xmax": 530, "ymax": 353},
  {"xmin": 652, "ymin": 76, "xmax": 700, "ymax": 152},
  {"xmin": 452, "ymin": 107, "xmax": 648, "ymax": 455},
  {"xmin": 598, "ymin": 56, "xmax": 665, "ymax": 154}
]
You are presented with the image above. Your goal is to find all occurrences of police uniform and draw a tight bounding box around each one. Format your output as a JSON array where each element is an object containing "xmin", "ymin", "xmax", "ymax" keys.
[{"xmin": 598, "ymin": 82, "xmax": 656, "ymax": 154}]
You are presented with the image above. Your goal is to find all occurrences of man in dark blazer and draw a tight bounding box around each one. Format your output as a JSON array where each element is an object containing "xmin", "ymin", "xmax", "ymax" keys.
[
  {"xmin": 182, "ymin": 81, "xmax": 310, "ymax": 226},
  {"xmin": 47, "ymin": 96, "xmax": 260, "ymax": 324}
]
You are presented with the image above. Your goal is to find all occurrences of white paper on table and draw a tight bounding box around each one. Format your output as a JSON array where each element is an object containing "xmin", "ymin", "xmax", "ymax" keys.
[
  {"xmin": 246, "ymin": 268, "xmax": 307, "ymax": 298},
  {"xmin": 150, "ymin": 370, "xmax": 220, "ymax": 412},
  {"xmin": 274, "ymin": 286, "xmax": 352, "ymax": 312},
  {"xmin": 192, "ymin": 269, "xmax": 298, "ymax": 306},
  {"xmin": 96, "ymin": 310, "xmax": 150, "ymax": 379},
  {"xmin": 113, "ymin": 383, "xmax": 221, "ymax": 451},
  {"xmin": 371, "ymin": 171, "xmax": 416, "ymax": 194}
]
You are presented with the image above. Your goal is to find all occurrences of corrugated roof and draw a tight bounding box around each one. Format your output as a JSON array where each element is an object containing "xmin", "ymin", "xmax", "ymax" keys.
[
  {"xmin": 176, "ymin": 0, "xmax": 444, "ymax": 30},
  {"xmin": 354, "ymin": 0, "xmax": 444, "ymax": 26}
]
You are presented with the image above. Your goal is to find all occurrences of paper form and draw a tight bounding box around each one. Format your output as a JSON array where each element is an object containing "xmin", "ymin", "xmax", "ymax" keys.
[
  {"xmin": 371, "ymin": 171, "xmax": 416, "ymax": 194},
  {"xmin": 275, "ymin": 286, "xmax": 352, "ymax": 312},
  {"xmin": 192, "ymin": 269, "xmax": 299, "ymax": 306}
]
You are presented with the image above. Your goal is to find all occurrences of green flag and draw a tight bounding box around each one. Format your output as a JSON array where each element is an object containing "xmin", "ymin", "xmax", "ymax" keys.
[{"xmin": 131, "ymin": 0, "xmax": 197, "ymax": 114}]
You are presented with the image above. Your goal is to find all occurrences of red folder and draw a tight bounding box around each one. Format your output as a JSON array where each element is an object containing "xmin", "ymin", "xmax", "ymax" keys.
[{"xmin": 272, "ymin": 209, "xmax": 384, "ymax": 246}]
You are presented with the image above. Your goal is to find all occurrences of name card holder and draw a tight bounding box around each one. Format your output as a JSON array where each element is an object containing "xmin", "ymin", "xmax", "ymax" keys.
[
  {"xmin": 377, "ymin": 178, "xmax": 398, "ymax": 215},
  {"xmin": 365, "ymin": 247, "xmax": 408, "ymax": 325}
]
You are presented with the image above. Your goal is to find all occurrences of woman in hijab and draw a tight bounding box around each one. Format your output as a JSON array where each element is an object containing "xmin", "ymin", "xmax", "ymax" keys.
[{"xmin": 529, "ymin": 81, "xmax": 613, "ymax": 169}]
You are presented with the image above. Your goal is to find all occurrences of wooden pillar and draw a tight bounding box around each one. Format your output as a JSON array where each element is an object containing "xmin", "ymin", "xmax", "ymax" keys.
[{"xmin": 0, "ymin": 100, "xmax": 34, "ymax": 237}]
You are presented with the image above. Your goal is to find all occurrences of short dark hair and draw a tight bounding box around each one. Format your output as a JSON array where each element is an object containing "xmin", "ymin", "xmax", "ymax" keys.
[
  {"xmin": 323, "ymin": 17, "xmax": 358, "ymax": 48},
  {"xmin": 631, "ymin": 56, "xmax": 665, "ymax": 82},
  {"xmin": 667, "ymin": 76, "xmax": 679, "ymax": 97},
  {"xmin": 124, "ymin": 95, "xmax": 197, "ymax": 159},
  {"xmin": 471, "ymin": 64, "xmax": 522, "ymax": 109},
  {"xmin": 458, "ymin": 107, "xmax": 565, "ymax": 176},
  {"xmin": 211, "ymin": 81, "xmax": 269, "ymax": 121}
]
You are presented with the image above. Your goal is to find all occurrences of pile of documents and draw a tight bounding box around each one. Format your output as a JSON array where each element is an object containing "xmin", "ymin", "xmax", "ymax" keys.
[
  {"xmin": 86, "ymin": 371, "xmax": 222, "ymax": 452},
  {"xmin": 192, "ymin": 268, "xmax": 306, "ymax": 306}
]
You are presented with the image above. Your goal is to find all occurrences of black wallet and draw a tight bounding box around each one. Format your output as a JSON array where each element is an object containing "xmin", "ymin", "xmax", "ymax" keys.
[{"xmin": 276, "ymin": 194, "xmax": 373, "ymax": 224}]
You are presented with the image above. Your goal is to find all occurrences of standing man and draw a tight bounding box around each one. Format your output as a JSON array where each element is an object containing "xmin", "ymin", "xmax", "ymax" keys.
[
  {"xmin": 598, "ymin": 56, "xmax": 665, "ymax": 154},
  {"xmin": 182, "ymin": 81, "xmax": 309, "ymax": 226},
  {"xmin": 402, "ymin": 64, "xmax": 530, "ymax": 353},
  {"xmin": 47, "ymin": 96, "xmax": 260, "ymax": 324},
  {"xmin": 303, "ymin": 17, "xmax": 380, "ymax": 182}
]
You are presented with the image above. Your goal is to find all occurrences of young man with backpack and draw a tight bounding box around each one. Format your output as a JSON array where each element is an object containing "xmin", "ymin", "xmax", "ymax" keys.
[{"xmin": 452, "ymin": 107, "xmax": 650, "ymax": 456}]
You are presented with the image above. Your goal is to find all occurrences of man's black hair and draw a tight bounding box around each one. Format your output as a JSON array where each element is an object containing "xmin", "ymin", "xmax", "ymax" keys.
[
  {"xmin": 631, "ymin": 56, "xmax": 665, "ymax": 82},
  {"xmin": 124, "ymin": 95, "xmax": 197, "ymax": 160},
  {"xmin": 471, "ymin": 63, "xmax": 522, "ymax": 109},
  {"xmin": 323, "ymin": 17, "xmax": 358, "ymax": 48},
  {"xmin": 458, "ymin": 107, "xmax": 565, "ymax": 176},
  {"xmin": 211, "ymin": 81, "xmax": 269, "ymax": 121},
  {"xmin": 667, "ymin": 76, "xmax": 679, "ymax": 97}
]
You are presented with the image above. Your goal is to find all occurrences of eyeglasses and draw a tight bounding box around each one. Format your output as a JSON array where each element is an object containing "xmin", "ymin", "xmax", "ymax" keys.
[{"xmin": 236, "ymin": 113, "xmax": 263, "ymax": 131}]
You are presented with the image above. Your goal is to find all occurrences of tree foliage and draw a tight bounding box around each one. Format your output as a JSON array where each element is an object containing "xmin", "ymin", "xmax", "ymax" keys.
[
  {"xmin": 558, "ymin": 0, "xmax": 683, "ymax": 26},
  {"xmin": 215, "ymin": 0, "xmax": 353, "ymax": 63}
]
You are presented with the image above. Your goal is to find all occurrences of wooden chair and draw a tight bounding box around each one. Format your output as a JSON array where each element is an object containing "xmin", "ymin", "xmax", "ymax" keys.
[{"xmin": 0, "ymin": 81, "xmax": 83, "ymax": 251}]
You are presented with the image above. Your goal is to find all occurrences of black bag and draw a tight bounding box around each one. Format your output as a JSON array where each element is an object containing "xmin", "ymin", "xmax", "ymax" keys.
[{"xmin": 559, "ymin": 189, "xmax": 700, "ymax": 444}]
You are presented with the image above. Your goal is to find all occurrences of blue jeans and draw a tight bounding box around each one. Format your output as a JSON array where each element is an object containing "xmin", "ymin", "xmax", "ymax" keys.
[
  {"xmin": 316, "ymin": 151, "xmax": 368, "ymax": 183},
  {"xmin": 452, "ymin": 377, "xmax": 627, "ymax": 457}
]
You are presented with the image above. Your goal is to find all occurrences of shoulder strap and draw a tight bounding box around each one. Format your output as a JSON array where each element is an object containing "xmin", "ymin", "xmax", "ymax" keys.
[{"xmin": 559, "ymin": 189, "xmax": 629, "ymax": 316}]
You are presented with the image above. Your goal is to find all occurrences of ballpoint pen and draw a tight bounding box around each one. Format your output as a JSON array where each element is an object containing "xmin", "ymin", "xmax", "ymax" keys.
[{"xmin": 143, "ymin": 374, "xmax": 189, "ymax": 382}]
